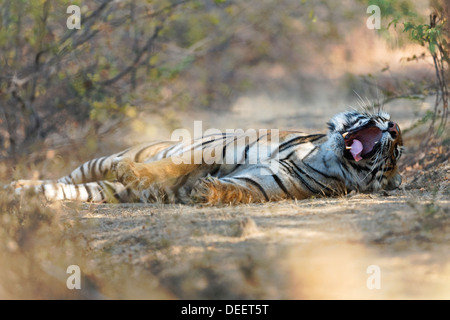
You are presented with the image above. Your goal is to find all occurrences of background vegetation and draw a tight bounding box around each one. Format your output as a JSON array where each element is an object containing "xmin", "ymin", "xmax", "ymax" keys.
[{"xmin": 1, "ymin": 0, "xmax": 446, "ymax": 158}]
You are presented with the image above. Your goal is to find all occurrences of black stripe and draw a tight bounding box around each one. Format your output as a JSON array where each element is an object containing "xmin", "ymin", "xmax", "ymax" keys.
[
  {"xmin": 321, "ymin": 154, "xmax": 330, "ymax": 170},
  {"xmin": 243, "ymin": 143, "xmax": 251, "ymax": 162},
  {"xmin": 210, "ymin": 164, "xmax": 222, "ymax": 176},
  {"xmin": 277, "ymin": 136, "xmax": 304, "ymax": 153},
  {"xmin": 245, "ymin": 132, "xmax": 268, "ymax": 163},
  {"xmin": 97, "ymin": 184, "xmax": 105, "ymax": 202},
  {"xmin": 222, "ymin": 143, "xmax": 227, "ymax": 161},
  {"xmin": 222, "ymin": 136, "xmax": 238, "ymax": 164},
  {"xmin": 162, "ymin": 143, "xmax": 179, "ymax": 159},
  {"xmin": 103, "ymin": 182, "xmax": 121, "ymax": 201},
  {"xmin": 286, "ymin": 161, "xmax": 320, "ymax": 194},
  {"xmin": 223, "ymin": 134, "xmax": 266, "ymax": 175},
  {"xmin": 126, "ymin": 187, "xmax": 132, "ymax": 199},
  {"xmin": 278, "ymin": 134, "xmax": 324, "ymax": 153},
  {"xmin": 189, "ymin": 140, "xmax": 206, "ymax": 153},
  {"xmin": 279, "ymin": 160, "xmax": 294, "ymax": 175},
  {"xmin": 234, "ymin": 177, "xmax": 269, "ymax": 201},
  {"xmin": 61, "ymin": 184, "xmax": 67, "ymax": 199},
  {"xmin": 91, "ymin": 158, "xmax": 99, "ymax": 181},
  {"xmin": 87, "ymin": 160, "xmax": 93, "ymax": 179},
  {"xmin": 272, "ymin": 164, "xmax": 306, "ymax": 197},
  {"xmin": 98, "ymin": 157, "xmax": 107, "ymax": 175},
  {"xmin": 113, "ymin": 192, "xmax": 121, "ymax": 201},
  {"xmin": 79, "ymin": 165, "xmax": 86, "ymax": 183},
  {"xmin": 201, "ymin": 138, "xmax": 218, "ymax": 147},
  {"xmin": 134, "ymin": 145, "xmax": 153, "ymax": 162},
  {"xmin": 341, "ymin": 161, "xmax": 355, "ymax": 177},
  {"xmin": 74, "ymin": 184, "xmax": 80, "ymax": 199},
  {"xmin": 209, "ymin": 164, "xmax": 221, "ymax": 177},
  {"xmin": 284, "ymin": 150, "xmax": 297, "ymax": 160},
  {"xmin": 292, "ymin": 162, "xmax": 334, "ymax": 193},
  {"xmin": 302, "ymin": 162, "xmax": 340, "ymax": 181},
  {"xmin": 84, "ymin": 184, "xmax": 93, "ymax": 202},
  {"xmin": 337, "ymin": 162, "xmax": 349, "ymax": 182},
  {"xmin": 201, "ymin": 132, "xmax": 231, "ymax": 139},
  {"xmin": 166, "ymin": 144, "xmax": 184, "ymax": 158},
  {"xmin": 328, "ymin": 122, "xmax": 335, "ymax": 131},
  {"xmin": 271, "ymin": 174, "xmax": 294, "ymax": 199},
  {"xmin": 347, "ymin": 160, "xmax": 369, "ymax": 171},
  {"xmin": 281, "ymin": 161, "xmax": 324, "ymax": 194},
  {"xmin": 116, "ymin": 148, "xmax": 130, "ymax": 158}
]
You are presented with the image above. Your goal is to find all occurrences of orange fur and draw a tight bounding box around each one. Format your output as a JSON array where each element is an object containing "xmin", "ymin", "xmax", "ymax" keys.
[{"xmin": 191, "ymin": 178, "xmax": 281, "ymax": 205}]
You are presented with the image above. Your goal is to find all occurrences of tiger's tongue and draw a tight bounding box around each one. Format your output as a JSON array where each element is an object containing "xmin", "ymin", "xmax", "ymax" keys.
[{"xmin": 350, "ymin": 139, "xmax": 363, "ymax": 161}]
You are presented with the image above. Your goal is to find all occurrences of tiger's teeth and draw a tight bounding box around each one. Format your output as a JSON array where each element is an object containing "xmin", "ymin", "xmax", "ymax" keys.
[
  {"xmin": 342, "ymin": 132, "xmax": 349, "ymax": 138},
  {"xmin": 345, "ymin": 146, "xmax": 352, "ymax": 149}
]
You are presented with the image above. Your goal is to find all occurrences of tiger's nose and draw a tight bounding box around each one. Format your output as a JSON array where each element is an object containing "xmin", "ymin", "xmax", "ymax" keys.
[{"xmin": 388, "ymin": 121, "xmax": 399, "ymax": 139}]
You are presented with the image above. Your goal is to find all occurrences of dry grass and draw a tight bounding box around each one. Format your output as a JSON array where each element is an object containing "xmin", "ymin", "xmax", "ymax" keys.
[{"xmin": 1, "ymin": 176, "xmax": 448, "ymax": 299}]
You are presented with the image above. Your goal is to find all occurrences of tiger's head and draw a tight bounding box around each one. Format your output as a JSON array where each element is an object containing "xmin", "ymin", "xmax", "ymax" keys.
[{"xmin": 327, "ymin": 110, "xmax": 403, "ymax": 191}]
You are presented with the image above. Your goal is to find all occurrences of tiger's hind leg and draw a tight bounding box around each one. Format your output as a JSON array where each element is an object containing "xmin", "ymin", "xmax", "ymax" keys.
[
  {"xmin": 8, "ymin": 156, "xmax": 116, "ymax": 202},
  {"xmin": 110, "ymin": 155, "xmax": 210, "ymax": 191},
  {"xmin": 9, "ymin": 141, "xmax": 180, "ymax": 202},
  {"xmin": 10, "ymin": 141, "xmax": 177, "ymax": 191}
]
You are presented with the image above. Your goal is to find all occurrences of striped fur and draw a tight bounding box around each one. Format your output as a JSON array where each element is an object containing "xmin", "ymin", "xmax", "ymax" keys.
[{"xmin": 11, "ymin": 110, "xmax": 403, "ymax": 204}]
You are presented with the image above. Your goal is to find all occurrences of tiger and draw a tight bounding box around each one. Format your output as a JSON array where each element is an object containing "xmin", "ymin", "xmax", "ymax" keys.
[{"xmin": 10, "ymin": 109, "xmax": 403, "ymax": 205}]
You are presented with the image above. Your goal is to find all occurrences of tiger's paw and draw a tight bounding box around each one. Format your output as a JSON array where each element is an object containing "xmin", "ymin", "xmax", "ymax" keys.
[
  {"xmin": 111, "ymin": 158, "xmax": 153, "ymax": 190},
  {"xmin": 191, "ymin": 177, "xmax": 258, "ymax": 205},
  {"xmin": 8, "ymin": 180, "xmax": 42, "ymax": 189},
  {"xmin": 384, "ymin": 172, "xmax": 402, "ymax": 191}
]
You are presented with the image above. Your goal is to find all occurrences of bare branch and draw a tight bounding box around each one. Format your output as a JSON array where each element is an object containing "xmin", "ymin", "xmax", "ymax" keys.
[{"xmin": 100, "ymin": 25, "xmax": 164, "ymax": 86}]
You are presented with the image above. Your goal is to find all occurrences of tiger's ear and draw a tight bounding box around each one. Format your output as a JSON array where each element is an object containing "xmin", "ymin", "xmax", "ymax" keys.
[
  {"xmin": 327, "ymin": 111, "xmax": 361, "ymax": 133},
  {"xmin": 384, "ymin": 172, "xmax": 402, "ymax": 190}
]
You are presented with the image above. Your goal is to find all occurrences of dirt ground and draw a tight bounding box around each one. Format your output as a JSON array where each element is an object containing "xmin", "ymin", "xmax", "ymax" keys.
[
  {"xmin": 72, "ymin": 184, "xmax": 449, "ymax": 299},
  {"xmin": 0, "ymin": 96, "xmax": 449, "ymax": 300}
]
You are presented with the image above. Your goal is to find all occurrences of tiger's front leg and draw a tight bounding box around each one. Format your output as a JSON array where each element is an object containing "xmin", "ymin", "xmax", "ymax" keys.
[{"xmin": 191, "ymin": 176, "xmax": 274, "ymax": 205}]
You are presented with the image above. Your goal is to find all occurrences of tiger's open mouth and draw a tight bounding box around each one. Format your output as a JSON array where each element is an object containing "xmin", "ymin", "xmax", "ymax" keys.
[{"xmin": 343, "ymin": 126, "xmax": 383, "ymax": 161}]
